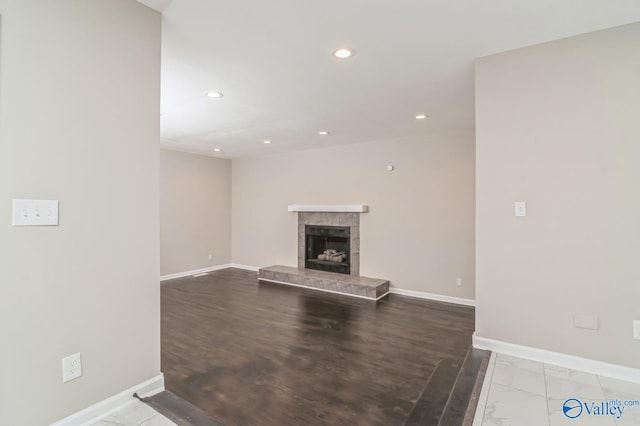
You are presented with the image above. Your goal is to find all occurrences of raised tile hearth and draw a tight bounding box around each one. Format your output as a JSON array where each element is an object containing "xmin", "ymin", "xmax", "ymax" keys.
[{"xmin": 258, "ymin": 265, "xmax": 390, "ymax": 300}]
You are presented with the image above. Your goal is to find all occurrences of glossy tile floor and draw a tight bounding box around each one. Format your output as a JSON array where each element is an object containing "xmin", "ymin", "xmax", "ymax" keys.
[
  {"xmin": 473, "ymin": 353, "xmax": 640, "ymax": 426},
  {"xmin": 90, "ymin": 400, "xmax": 176, "ymax": 426}
]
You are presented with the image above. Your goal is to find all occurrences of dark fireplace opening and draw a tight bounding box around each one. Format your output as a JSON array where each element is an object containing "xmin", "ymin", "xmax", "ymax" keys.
[{"xmin": 305, "ymin": 225, "xmax": 350, "ymax": 275}]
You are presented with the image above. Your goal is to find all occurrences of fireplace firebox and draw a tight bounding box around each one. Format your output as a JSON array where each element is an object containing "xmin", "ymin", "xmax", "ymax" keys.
[{"xmin": 305, "ymin": 225, "xmax": 350, "ymax": 275}]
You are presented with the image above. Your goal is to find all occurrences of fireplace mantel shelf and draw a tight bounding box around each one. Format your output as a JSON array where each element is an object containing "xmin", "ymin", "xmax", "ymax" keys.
[{"xmin": 288, "ymin": 204, "xmax": 369, "ymax": 213}]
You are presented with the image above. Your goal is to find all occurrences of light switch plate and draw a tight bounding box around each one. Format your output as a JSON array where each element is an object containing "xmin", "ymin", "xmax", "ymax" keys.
[
  {"xmin": 12, "ymin": 199, "xmax": 59, "ymax": 226},
  {"xmin": 514, "ymin": 201, "xmax": 527, "ymax": 217},
  {"xmin": 634, "ymin": 320, "xmax": 640, "ymax": 340}
]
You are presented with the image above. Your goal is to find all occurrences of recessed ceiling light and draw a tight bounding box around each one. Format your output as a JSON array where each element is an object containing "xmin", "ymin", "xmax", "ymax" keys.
[
  {"xmin": 263, "ymin": 140, "xmax": 272, "ymax": 144},
  {"xmin": 415, "ymin": 114, "xmax": 428, "ymax": 120},
  {"xmin": 318, "ymin": 131, "xmax": 329, "ymax": 135},
  {"xmin": 206, "ymin": 91, "xmax": 223, "ymax": 98},
  {"xmin": 213, "ymin": 148, "xmax": 222, "ymax": 152},
  {"xmin": 332, "ymin": 47, "xmax": 355, "ymax": 59}
]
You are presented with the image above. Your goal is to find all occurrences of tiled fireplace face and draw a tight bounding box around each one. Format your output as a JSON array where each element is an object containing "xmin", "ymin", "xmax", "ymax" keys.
[{"xmin": 298, "ymin": 212, "xmax": 360, "ymax": 276}]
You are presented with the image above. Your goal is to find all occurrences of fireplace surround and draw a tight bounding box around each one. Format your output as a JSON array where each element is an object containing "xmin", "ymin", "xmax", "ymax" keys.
[
  {"xmin": 297, "ymin": 212, "xmax": 359, "ymax": 276},
  {"xmin": 258, "ymin": 204, "xmax": 389, "ymax": 300}
]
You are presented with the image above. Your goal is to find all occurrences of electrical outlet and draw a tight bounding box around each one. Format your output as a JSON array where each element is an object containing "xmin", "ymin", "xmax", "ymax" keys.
[
  {"xmin": 456, "ymin": 278, "xmax": 462, "ymax": 286},
  {"xmin": 634, "ymin": 320, "xmax": 640, "ymax": 340},
  {"xmin": 208, "ymin": 254, "xmax": 213, "ymax": 260},
  {"xmin": 514, "ymin": 201, "xmax": 527, "ymax": 217},
  {"xmin": 62, "ymin": 353, "xmax": 82, "ymax": 383}
]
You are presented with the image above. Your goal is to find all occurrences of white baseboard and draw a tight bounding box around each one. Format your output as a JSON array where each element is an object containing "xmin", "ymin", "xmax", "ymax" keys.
[
  {"xmin": 160, "ymin": 264, "xmax": 232, "ymax": 281},
  {"xmin": 390, "ymin": 287, "xmax": 476, "ymax": 307},
  {"xmin": 229, "ymin": 263, "xmax": 260, "ymax": 272},
  {"xmin": 473, "ymin": 334, "xmax": 640, "ymax": 384},
  {"xmin": 49, "ymin": 373, "xmax": 164, "ymax": 426}
]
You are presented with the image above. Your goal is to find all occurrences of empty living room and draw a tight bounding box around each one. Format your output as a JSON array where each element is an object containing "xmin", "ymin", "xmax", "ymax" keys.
[{"xmin": 1, "ymin": 1, "xmax": 639, "ymax": 425}]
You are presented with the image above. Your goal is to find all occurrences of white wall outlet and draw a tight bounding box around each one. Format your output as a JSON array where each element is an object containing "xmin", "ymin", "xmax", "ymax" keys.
[
  {"xmin": 208, "ymin": 254, "xmax": 213, "ymax": 260},
  {"xmin": 12, "ymin": 199, "xmax": 59, "ymax": 226},
  {"xmin": 62, "ymin": 353, "xmax": 82, "ymax": 383},
  {"xmin": 456, "ymin": 278, "xmax": 462, "ymax": 286},
  {"xmin": 573, "ymin": 314, "xmax": 599, "ymax": 330},
  {"xmin": 634, "ymin": 320, "xmax": 640, "ymax": 340},
  {"xmin": 514, "ymin": 201, "xmax": 527, "ymax": 217}
]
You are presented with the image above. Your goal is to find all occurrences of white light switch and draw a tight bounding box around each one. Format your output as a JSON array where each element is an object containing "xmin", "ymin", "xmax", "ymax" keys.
[
  {"xmin": 12, "ymin": 199, "xmax": 59, "ymax": 226},
  {"xmin": 514, "ymin": 201, "xmax": 527, "ymax": 217},
  {"xmin": 634, "ymin": 320, "xmax": 640, "ymax": 340}
]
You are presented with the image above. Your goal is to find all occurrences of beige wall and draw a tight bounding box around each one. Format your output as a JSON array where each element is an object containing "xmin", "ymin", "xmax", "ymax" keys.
[
  {"xmin": 160, "ymin": 149, "xmax": 232, "ymax": 276},
  {"xmin": 475, "ymin": 23, "xmax": 640, "ymax": 368},
  {"xmin": 0, "ymin": 1, "xmax": 161, "ymax": 424},
  {"xmin": 232, "ymin": 133, "xmax": 476, "ymax": 299}
]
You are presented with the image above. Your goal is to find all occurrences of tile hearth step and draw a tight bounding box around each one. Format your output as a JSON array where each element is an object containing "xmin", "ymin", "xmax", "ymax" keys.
[{"xmin": 258, "ymin": 265, "xmax": 390, "ymax": 300}]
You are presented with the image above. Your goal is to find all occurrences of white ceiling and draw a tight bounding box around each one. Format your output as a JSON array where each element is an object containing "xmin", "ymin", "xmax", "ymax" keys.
[{"xmin": 142, "ymin": 0, "xmax": 640, "ymax": 158}]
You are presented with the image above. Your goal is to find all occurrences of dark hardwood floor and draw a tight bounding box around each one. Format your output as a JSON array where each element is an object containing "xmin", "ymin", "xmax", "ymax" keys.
[{"xmin": 160, "ymin": 268, "xmax": 476, "ymax": 426}]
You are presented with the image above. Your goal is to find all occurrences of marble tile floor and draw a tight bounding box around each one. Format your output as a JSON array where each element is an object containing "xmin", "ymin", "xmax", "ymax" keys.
[
  {"xmin": 90, "ymin": 400, "xmax": 177, "ymax": 426},
  {"xmin": 473, "ymin": 353, "xmax": 640, "ymax": 426}
]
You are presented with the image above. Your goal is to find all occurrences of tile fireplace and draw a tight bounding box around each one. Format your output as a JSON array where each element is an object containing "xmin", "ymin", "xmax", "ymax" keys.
[
  {"xmin": 259, "ymin": 205, "xmax": 389, "ymax": 300},
  {"xmin": 298, "ymin": 212, "xmax": 359, "ymax": 276}
]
